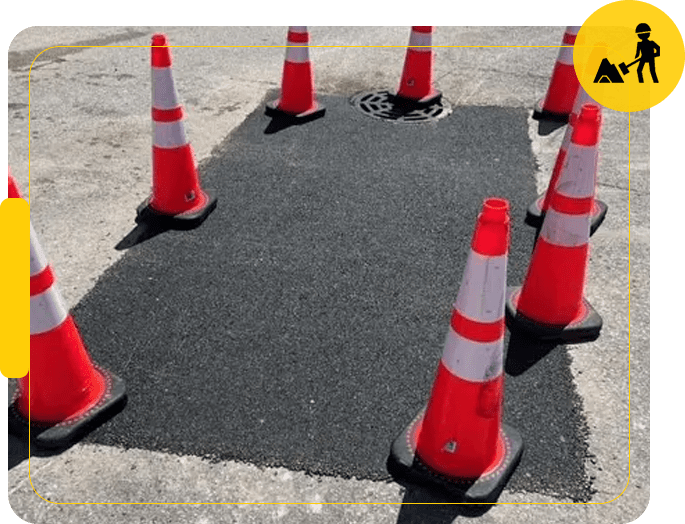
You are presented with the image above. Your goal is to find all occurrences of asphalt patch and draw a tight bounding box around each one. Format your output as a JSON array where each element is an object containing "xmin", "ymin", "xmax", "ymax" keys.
[{"xmin": 72, "ymin": 94, "xmax": 593, "ymax": 501}]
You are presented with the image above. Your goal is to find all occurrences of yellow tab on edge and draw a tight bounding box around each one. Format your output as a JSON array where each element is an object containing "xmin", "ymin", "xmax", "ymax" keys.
[{"xmin": 1, "ymin": 197, "xmax": 29, "ymax": 378}]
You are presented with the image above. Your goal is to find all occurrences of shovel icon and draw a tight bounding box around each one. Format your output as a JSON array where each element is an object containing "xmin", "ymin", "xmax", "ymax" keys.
[{"xmin": 618, "ymin": 58, "xmax": 640, "ymax": 75}]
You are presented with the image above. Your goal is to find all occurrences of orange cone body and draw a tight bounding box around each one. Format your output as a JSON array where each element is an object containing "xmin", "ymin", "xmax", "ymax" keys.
[
  {"xmin": 8, "ymin": 177, "xmax": 126, "ymax": 446},
  {"xmin": 21, "ymin": 319, "xmax": 107, "ymax": 424},
  {"xmin": 266, "ymin": 27, "xmax": 325, "ymax": 121},
  {"xmin": 546, "ymin": 86, "xmax": 602, "ymax": 216},
  {"xmin": 526, "ymin": 88, "xmax": 608, "ymax": 235},
  {"xmin": 389, "ymin": 199, "xmax": 523, "ymax": 502},
  {"xmin": 139, "ymin": 33, "xmax": 216, "ymax": 226},
  {"xmin": 396, "ymin": 26, "xmax": 441, "ymax": 105},
  {"xmin": 512, "ymin": 105, "xmax": 603, "ymax": 338},
  {"xmin": 20, "ymin": 221, "xmax": 104, "ymax": 422},
  {"xmin": 534, "ymin": 27, "xmax": 581, "ymax": 121},
  {"xmin": 539, "ymin": 119, "xmax": 574, "ymax": 215},
  {"xmin": 416, "ymin": 198, "xmax": 510, "ymax": 477}
]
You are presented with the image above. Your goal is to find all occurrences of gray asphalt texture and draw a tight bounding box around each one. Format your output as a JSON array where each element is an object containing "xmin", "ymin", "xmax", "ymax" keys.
[{"xmin": 70, "ymin": 93, "xmax": 592, "ymax": 502}]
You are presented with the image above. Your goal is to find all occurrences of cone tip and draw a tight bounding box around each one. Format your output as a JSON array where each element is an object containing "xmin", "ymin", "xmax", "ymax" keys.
[
  {"xmin": 471, "ymin": 198, "xmax": 510, "ymax": 256},
  {"xmin": 572, "ymin": 104, "xmax": 602, "ymax": 146},
  {"xmin": 151, "ymin": 34, "xmax": 172, "ymax": 68},
  {"xmin": 579, "ymin": 103, "xmax": 600, "ymax": 120},
  {"xmin": 152, "ymin": 33, "xmax": 168, "ymax": 46},
  {"xmin": 481, "ymin": 197, "xmax": 510, "ymax": 223}
]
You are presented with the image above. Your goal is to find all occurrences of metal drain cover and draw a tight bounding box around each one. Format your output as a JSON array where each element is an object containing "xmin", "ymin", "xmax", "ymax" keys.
[{"xmin": 350, "ymin": 90, "xmax": 452, "ymax": 123}]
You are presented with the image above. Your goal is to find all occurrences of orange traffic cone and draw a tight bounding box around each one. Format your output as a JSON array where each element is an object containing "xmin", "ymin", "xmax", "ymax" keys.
[
  {"xmin": 507, "ymin": 105, "xmax": 603, "ymax": 343},
  {"xmin": 266, "ymin": 27, "xmax": 325, "ymax": 123},
  {"xmin": 8, "ymin": 167, "xmax": 21, "ymax": 198},
  {"xmin": 137, "ymin": 33, "xmax": 217, "ymax": 229},
  {"xmin": 8, "ymin": 177, "xmax": 127, "ymax": 448},
  {"xmin": 526, "ymin": 89, "xmax": 608, "ymax": 235},
  {"xmin": 533, "ymin": 26, "xmax": 581, "ymax": 123},
  {"xmin": 393, "ymin": 26, "xmax": 442, "ymax": 108},
  {"xmin": 389, "ymin": 198, "xmax": 523, "ymax": 503}
]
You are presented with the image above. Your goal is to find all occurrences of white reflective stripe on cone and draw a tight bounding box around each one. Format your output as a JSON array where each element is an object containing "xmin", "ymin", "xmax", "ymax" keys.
[
  {"xmin": 31, "ymin": 285, "xmax": 68, "ymax": 335},
  {"xmin": 557, "ymin": 45, "xmax": 574, "ymax": 65},
  {"xmin": 408, "ymin": 31, "xmax": 432, "ymax": 50},
  {"xmin": 454, "ymin": 252, "xmax": 507, "ymax": 324},
  {"xmin": 30, "ymin": 223, "xmax": 49, "ymax": 277},
  {"xmin": 441, "ymin": 327, "xmax": 504, "ymax": 383},
  {"xmin": 152, "ymin": 67, "xmax": 181, "ymax": 110},
  {"xmin": 557, "ymin": 146, "xmax": 598, "ymax": 199},
  {"xmin": 285, "ymin": 44, "xmax": 310, "ymax": 64},
  {"xmin": 153, "ymin": 120, "xmax": 188, "ymax": 149},
  {"xmin": 540, "ymin": 208, "xmax": 590, "ymax": 247}
]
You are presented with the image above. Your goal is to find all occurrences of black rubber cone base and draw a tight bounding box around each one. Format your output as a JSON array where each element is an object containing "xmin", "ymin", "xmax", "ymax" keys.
[
  {"xmin": 532, "ymin": 98, "xmax": 571, "ymax": 123},
  {"xmin": 136, "ymin": 191, "xmax": 217, "ymax": 231},
  {"xmin": 505, "ymin": 286, "xmax": 602, "ymax": 344},
  {"xmin": 525, "ymin": 196, "xmax": 608, "ymax": 236},
  {"xmin": 388, "ymin": 409, "xmax": 524, "ymax": 503},
  {"xmin": 265, "ymin": 100, "xmax": 326, "ymax": 124},
  {"xmin": 390, "ymin": 90, "xmax": 442, "ymax": 110},
  {"xmin": 8, "ymin": 368, "xmax": 127, "ymax": 450}
]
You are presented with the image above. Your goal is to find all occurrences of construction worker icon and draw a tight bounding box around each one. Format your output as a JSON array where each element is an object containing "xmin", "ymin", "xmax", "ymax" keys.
[
  {"xmin": 633, "ymin": 23, "xmax": 660, "ymax": 83},
  {"xmin": 592, "ymin": 22, "xmax": 661, "ymax": 84}
]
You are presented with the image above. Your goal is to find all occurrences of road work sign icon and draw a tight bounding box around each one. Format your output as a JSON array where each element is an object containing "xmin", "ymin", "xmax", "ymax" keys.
[{"xmin": 575, "ymin": 1, "xmax": 684, "ymax": 112}]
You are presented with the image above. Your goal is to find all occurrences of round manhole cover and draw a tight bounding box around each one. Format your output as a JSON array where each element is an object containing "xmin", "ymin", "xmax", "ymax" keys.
[{"xmin": 350, "ymin": 90, "xmax": 452, "ymax": 123}]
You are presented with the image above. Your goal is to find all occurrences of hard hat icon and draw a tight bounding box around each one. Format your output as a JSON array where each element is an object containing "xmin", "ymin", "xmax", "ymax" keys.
[{"xmin": 636, "ymin": 23, "xmax": 651, "ymax": 34}]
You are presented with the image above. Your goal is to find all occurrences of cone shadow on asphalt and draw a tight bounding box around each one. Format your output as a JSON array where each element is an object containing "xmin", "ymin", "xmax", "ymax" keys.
[
  {"xmin": 263, "ymin": 111, "xmax": 325, "ymax": 134},
  {"xmin": 536, "ymin": 118, "xmax": 566, "ymax": 136},
  {"xmin": 6, "ymin": 431, "xmax": 71, "ymax": 470},
  {"xmin": 394, "ymin": 484, "xmax": 493, "ymax": 523},
  {"xmin": 7, "ymin": 378, "xmax": 126, "ymax": 469},
  {"xmin": 115, "ymin": 218, "xmax": 173, "ymax": 250},
  {"xmin": 264, "ymin": 115, "xmax": 299, "ymax": 134},
  {"xmin": 6, "ymin": 411, "xmax": 122, "ymax": 470},
  {"xmin": 504, "ymin": 331, "xmax": 560, "ymax": 376}
]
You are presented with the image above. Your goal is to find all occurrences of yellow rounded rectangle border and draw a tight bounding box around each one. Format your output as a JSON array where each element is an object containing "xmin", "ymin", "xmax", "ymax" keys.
[{"xmin": 1, "ymin": 196, "xmax": 29, "ymax": 378}]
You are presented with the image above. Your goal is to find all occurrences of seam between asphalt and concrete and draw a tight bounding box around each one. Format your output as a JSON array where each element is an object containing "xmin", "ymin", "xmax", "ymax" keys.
[{"xmin": 6, "ymin": 27, "xmax": 647, "ymax": 523}]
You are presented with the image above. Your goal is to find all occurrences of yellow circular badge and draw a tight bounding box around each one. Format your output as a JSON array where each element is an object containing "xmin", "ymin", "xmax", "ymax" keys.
[{"xmin": 574, "ymin": 0, "xmax": 684, "ymax": 112}]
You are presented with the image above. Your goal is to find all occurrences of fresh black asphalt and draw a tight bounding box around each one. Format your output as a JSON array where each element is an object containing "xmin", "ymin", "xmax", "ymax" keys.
[{"xmin": 69, "ymin": 94, "xmax": 594, "ymax": 502}]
